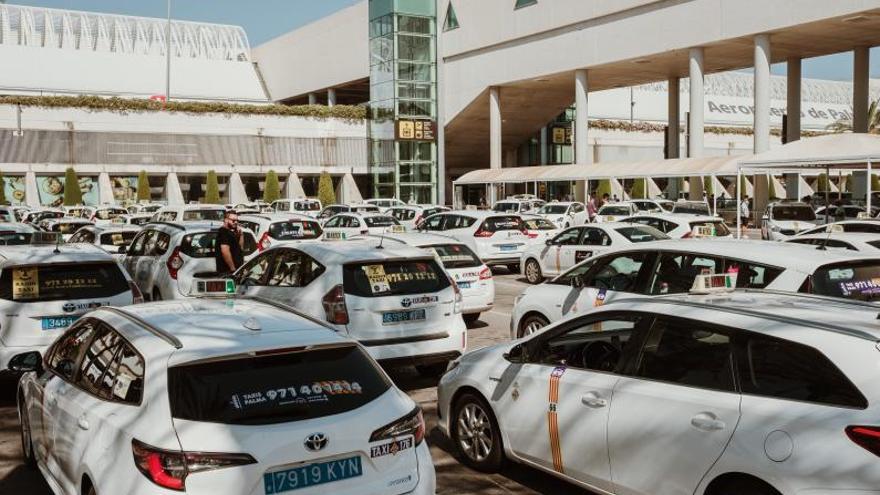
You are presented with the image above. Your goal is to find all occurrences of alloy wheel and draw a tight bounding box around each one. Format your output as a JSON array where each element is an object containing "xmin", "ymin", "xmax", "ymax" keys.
[{"xmin": 456, "ymin": 402, "xmax": 493, "ymax": 463}]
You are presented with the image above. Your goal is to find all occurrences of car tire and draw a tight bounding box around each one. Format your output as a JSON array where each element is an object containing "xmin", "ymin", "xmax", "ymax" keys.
[
  {"xmin": 518, "ymin": 313, "xmax": 549, "ymax": 338},
  {"xmin": 452, "ymin": 392, "xmax": 504, "ymax": 473},
  {"xmin": 18, "ymin": 399, "xmax": 36, "ymax": 469},
  {"xmin": 713, "ymin": 478, "xmax": 780, "ymax": 495},
  {"xmin": 524, "ymin": 259, "xmax": 543, "ymax": 284},
  {"xmin": 463, "ymin": 313, "xmax": 480, "ymax": 326},
  {"xmin": 415, "ymin": 362, "xmax": 449, "ymax": 378},
  {"xmin": 506, "ymin": 263, "xmax": 520, "ymax": 274}
]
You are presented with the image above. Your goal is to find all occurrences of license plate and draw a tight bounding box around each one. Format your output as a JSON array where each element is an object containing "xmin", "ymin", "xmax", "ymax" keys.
[
  {"xmin": 499, "ymin": 245, "xmax": 516, "ymax": 252},
  {"xmin": 382, "ymin": 308, "xmax": 426, "ymax": 324},
  {"xmin": 42, "ymin": 316, "xmax": 77, "ymax": 331},
  {"xmin": 457, "ymin": 281, "xmax": 473, "ymax": 289},
  {"xmin": 264, "ymin": 456, "xmax": 362, "ymax": 494}
]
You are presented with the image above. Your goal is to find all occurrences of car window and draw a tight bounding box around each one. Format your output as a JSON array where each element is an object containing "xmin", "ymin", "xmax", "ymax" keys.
[
  {"xmin": 47, "ymin": 319, "xmax": 99, "ymax": 380},
  {"xmin": 268, "ymin": 220, "xmax": 322, "ymax": 241},
  {"xmin": 324, "ymin": 216, "xmax": 341, "ymax": 228},
  {"xmin": 343, "ymin": 259, "xmax": 451, "ymax": 297},
  {"xmin": 392, "ymin": 209, "xmax": 417, "ymax": 221},
  {"xmin": 235, "ymin": 252, "xmax": 273, "ymax": 286},
  {"xmin": 427, "ymin": 244, "xmax": 482, "ymax": 269},
  {"xmin": 582, "ymin": 227, "xmax": 611, "ymax": 246},
  {"xmin": 812, "ymin": 261, "xmax": 880, "ymax": 301},
  {"xmin": 0, "ymin": 262, "xmax": 130, "ymax": 302},
  {"xmin": 364, "ymin": 216, "xmax": 398, "ymax": 228},
  {"xmin": 78, "ymin": 324, "xmax": 123, "ymax": 397},
  {"xmin": 128, "ymin": 230, "xmax": 151, "ymax": 256},
  {"xmin": 722, "ymin": 260, "xmax": 783, "ymax": 289},
  {"xmin": 482, "ymin": 216, "xmax": 522, "ymax": 232},
  {"xmin": 553, "ymin": 228, "xmax": 582, "ymax": 246},
  {"xmin": 649, "ymin": 252, "xmax": 724, "ymax": 295},
  {"xmin": 634, "ymin": 317, "xmax": 735, "ymax": 392},
  {"xmin": 445, "ymin": 215, "xmax": 476, "ymax": 230},
  {"xmin": 585, "ymin": 252, "xmax": 649, "ymax": 293},
  {"xmin": 772, "ymin": 205, "xmax": 816, "ymax": 221},
  {"xmin": 69, "ymin": 229, "xmax": 96, "ymax": 244},
  {"xmin": 238, "ymin": 220, "xmax": 261, "ymax": 234},
  {"xmin": 615, "ymin": 226, "xmax": 669, "ymax": 243},
  {"xmin": 422, "ymin": 215, "xmax": 445, "ymax": 231},
  {"xmin": 738, "ymin": 334, "xmax": 866, "ymax": 408},
  {"xmin": 265, "ymin": 250, "xmax": 324, "ymax": 287},
  {"xmin": 99, "ymin": 231, "xmax": 138, "ymax": 247},
  {"xmin": 533, "ymin": 315, "xmax": 646, "ymax": 373},
  {"xmin": 182, "ymin": 209, "xmax": 225, "ymax": 222}
]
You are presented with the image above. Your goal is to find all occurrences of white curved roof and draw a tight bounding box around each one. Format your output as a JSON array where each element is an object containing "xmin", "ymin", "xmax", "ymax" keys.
[{"xmin": 742, "ymin": 133, "xmax": 880, "ymax": 169}]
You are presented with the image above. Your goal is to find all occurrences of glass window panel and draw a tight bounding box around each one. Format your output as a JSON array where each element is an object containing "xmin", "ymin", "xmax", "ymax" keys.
[
  {"xmin": 398, "ymin": 62, "xmax": 433, "ymax": 82},
  {"xmin": 400, "ymin": 185, "xmax": 434, "ymax": 204},
  {"xmin": 399, "ymin": 164, "xmax": 433, "ymax": 183},
  {"xmin": 398, "ymin": 141, "xmax": 433, "ymax": 161},
  {"xmin": 398, "ymin": 34, "xmax": 432, "ymax": 62},
  {"xmin": 398, "ymin": 82, "xmax": 434, "ymax": 100},
  {"xmin": 398, "ymin": 15, "xmax": 432, "ymax": 34},
  {"xmin": 397, "ymin": 100, "xmax": 434, "ymax": 118}
]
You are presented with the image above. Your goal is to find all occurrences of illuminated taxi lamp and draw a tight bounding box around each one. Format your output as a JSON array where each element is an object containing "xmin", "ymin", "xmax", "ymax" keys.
[
  {"xmin": 193, "ymin": 279, "xmax": 236, "ymax": 296},
  {"xmin": 690, "ymin": 273, "xmax": 737, "ymax": 295},
  {"xmin": 857, "ymin": 212, "xmax": 872, "ymax": 220},
  {"xmin": 390, "ymin": 225, "xmax": 407, "ymax": 234},
  {"xmin": 826, "ymin": 224, "xmax": 845, "ymax": 234}
]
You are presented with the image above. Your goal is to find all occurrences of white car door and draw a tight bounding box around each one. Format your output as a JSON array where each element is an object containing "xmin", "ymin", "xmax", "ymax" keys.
[
  {"xmin": 607, "ymin": 316, "xmax": 741, "ymax": 495},
  {"xmin": 541, "ymin": 228, "xmax": 582, "ymax": 277},
  {"xmin": 244, "ymin": 249, "xmax": 324, "ymax": 321},
  {"xmin": 561, "ymin": 251, "xmax": 654, "ymax": 314}
]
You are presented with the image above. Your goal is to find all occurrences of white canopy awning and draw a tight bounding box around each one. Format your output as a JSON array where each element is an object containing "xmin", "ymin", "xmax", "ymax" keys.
[
  {"xmin": 454, "ymin": 156, "xmax": 745, "ymax": 185},
  {"xmin": 740, "ymin": 133, "xmax": 880, "ymax": 170}
]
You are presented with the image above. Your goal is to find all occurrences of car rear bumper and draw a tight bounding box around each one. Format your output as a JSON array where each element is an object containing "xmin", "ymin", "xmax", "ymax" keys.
[
  {"xmin": 378, "ymin": 350, "xmax": 462, "ymax": 369},
  {"xmin": 482, "ymin": 256, "xmax": 522, "ymax": 266}
]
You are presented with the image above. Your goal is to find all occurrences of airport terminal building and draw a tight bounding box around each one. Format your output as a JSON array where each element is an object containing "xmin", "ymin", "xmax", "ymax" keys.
[{"xmin": 2, "ymin": 1, "xmax": 880, "ymax": 206}]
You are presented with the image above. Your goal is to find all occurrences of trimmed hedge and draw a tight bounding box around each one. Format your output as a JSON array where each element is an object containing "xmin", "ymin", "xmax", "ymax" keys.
[{"xmin": 0, "ymin": 95, "xmax": 366, "ymax": 121}]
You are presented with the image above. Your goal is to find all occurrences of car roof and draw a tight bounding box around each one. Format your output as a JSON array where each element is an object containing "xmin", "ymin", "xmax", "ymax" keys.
[
  {"xmin": 359, "ymin": 233, "xmax": 461, "ymax": 246},
  {"xmin": 0, "ymin": 243, "xmax": 116, "ymax": 265},
  {"xmin": 788, "ymin": 232, "xmax": 880, "ymax": 242},
  {"xmin": 611, "ymin": 290, "xmax": 880, "ymax": 342},
  {"xmin": 624, "ymin": 213, "xmax": 721, "ymax": 222},
  {"xmin": 285, "ymin": 240, "xmax": 436, "ymax": 263},
  {"xmin": 440, "ymin": 210, "xmax": 521, "ymax": 218},
  {"xmin": 340, "ymin": 212, "xmax": 393, "ymax": 219},
  {"xmin": 102, "ymin": 299, "xmax": 348, "ymax": 364},
  {"xmin": 239, "ymin": 213, "xmax": 315, "ymax": 222}
]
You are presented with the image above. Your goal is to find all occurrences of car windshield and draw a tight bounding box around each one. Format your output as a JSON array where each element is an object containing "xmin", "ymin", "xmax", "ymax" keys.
[
  {"xmin": 99, "ymin": 231, "xmax": 138, "ymax": 246},
  {"xmin": 168, "ymin": 345, "xmax": 391, "ymax": 426},
  {"xmin": 294, "ymin": 201, "xmax": 320, "ymax": 211},
  {"xmin": 0, "ymin": 231, "xmax": 32, "ymax": 245},
  {"xmin": 482, "ymin": 216, "xmax": 523, "ymax": 232},
  {"xmin": 524, "ymin": 218, "xmax": 557, "ymax": 230},
  {"xmin": 812, "ymin": 261, "xmax": 880, "ymax": 301},
  {"xmin": 364, "ymin": 216, "xmax": 398, "ymax": 227},
  {"xmin": 268, "ymin": 220, "xmax": 322, "ymax": 240},
  {"xmin": 51, "ymin": 222, "xmax": 87, "ymax": 234},
  {"xmin": 538, "ymin": 205, "xmax": 568, "ymax": 214},
  {"xmin": 182, "ymin": 209, "xmax": 225, "ymax": 221},
  {"xmin": 614, "ymin": 226, "xmax": 669, "ymax": 242},
  {"xmin": 672, "ymin": 203, "xmax": 710, "ymax": 215},
  {"xmin": 493, "ymin": 202, "xmax": 519, "ymax": 213},
  {"xmin": 95, "ymin": 208, "xmax": 126, "ymax": 220},
  {"xmin": 426, "ymin": 244, "xmax": 482, "ymax": 269},
  {"xmin": 773, "ymin": 205, "xmax": 816, "ymax": 221},
  {"xmin": 599, "ymin": 206, "xmax": 630, "ymax": 216},
  {"xmin": 343, "ymin": 259, "xmax": 450, "ymax": 297}
]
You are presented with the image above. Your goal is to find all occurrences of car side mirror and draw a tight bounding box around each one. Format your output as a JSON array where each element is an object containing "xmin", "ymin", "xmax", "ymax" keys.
[
  {"xmin": 545, "ymin": 239, "xmax": 554, "ymax": 246},
  {"xmin": 118, "ymin": 245, "xmax": 128, "ymax": 254},
  {"xmin": 503, "ymin": 344, "xmax": 526, "ymax": 364},
  {"xmin": 570, "ymin": 275, "xmax": 585, "ymax": 289},
  {"xmin": 8, "ymin": 351, "xmax": 42, "ymax": 373}
]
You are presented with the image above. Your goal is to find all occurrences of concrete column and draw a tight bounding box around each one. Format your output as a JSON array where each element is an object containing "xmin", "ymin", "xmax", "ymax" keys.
[
  {"xmin": 575, "ymin": 69, "xmax": 590, "ymax": 164},
  {"xmin": 754, "ymin": 34, "xmax": 771, "ymax": 153},
  {"xmin": 165, "ymin": 172, "xmax": 184, "ymax": 206},
  {"xmin": 25, "ymin": 171, "xmax": 39, "ymax": 207},
  {"xmin": 784, "ymin": 173, "xmax": 802, "ymax": 200},
  {"xmin": 327, "ymin": 88, "xmax": 337, "ymax": 107},
  {"xmin": 786, "ymin": 58, "xmax": 802, "ymax": 143},
  {"xmin": 489, "ymin": 86, "xmax": 502, "ymax": 169},
  {"xmin": 688, "ymin": 47, "xmax": 705, "ymax": 158},
  {"xmin": 667, "ymin": 77, "xmax": 680, "ymax": 159},
  {"xmin": 98, "ymin": 172, "xmax": 114, "ymax": 204},
  {"xmin": 339, "ymin": 173, "xmax": 364, "ymax": 204},
  {"xmin": 227, "ymin": 172, "xmax": 248, "ymax": 204},
  {"xmin": 853, "ymin": 171, "xmax": 869, "ymax": 202},
  {"xmin": 308, "ymin": 93, "xmax": 317, "ymax": 105},
  {"xmin": 540, "ymin": 126, "xmax": 548, "ymax": 165},
  {"xmin": 854, "ymin": 46, "xmax": 870, "ymax": 133},
  {"xmin": 286, "ymin": 172, "xmax": 306, "ymax": 199}
]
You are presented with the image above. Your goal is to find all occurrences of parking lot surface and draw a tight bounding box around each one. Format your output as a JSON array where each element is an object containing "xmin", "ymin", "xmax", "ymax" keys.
[{"xmin": 0, "ymin": 267, "xmax": 591, "ymax": 495}]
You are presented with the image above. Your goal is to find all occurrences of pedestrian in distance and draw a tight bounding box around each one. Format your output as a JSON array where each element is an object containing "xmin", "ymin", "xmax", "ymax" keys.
[
  {"xmin": 216, "ymin": 210, "xmax": 245, "ymax": 276},
  {"xmin": 739, "ymin": 197, "xmax": 750, "ymax": 236}
]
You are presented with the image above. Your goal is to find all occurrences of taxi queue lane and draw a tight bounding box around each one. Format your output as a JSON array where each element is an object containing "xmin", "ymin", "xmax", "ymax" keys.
[{"xmin": 0, "ymin": 267, "xmax": 592, "ymax": 495}]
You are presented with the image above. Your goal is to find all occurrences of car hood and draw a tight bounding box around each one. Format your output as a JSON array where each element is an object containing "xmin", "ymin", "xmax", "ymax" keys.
[{"xmin": 771, "ymin": 219, "xmax": 817, "ymax": 230}]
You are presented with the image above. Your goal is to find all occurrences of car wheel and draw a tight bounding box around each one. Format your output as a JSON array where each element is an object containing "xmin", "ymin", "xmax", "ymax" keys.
[
  {"xmin": 506, "ymin": 263, "xmax": 520, "ymax": 274},
  {"xmin": 519, "ymin": 314, "xmax": 549, "ymax": 338},
  {"xmin": 524, "ymin": 259, "xmax": 543, "ymax": 284},
  {"xmin": 712, "ymin": 478, "xmax": 780, "ymax": 495},
  {"xmin": 152, "ymin": 288, "xmax": 162, "ymax": 302},
  {"xmin": 19, "ymin": 399, "xmax": 36, "ymax": 468},
  {"xmin": 463, "ymin": 313, "xmax": 480, "ymax": 326},
  {"xmin": 415, "ymin": 362, "xmax": 449, "ymax": 378},
  {"xmin": 452, "ymin": 392, "xmax": 504, "ymax": 472}
]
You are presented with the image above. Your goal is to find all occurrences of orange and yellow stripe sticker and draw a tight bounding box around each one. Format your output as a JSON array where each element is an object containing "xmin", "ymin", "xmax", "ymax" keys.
[{"xmin": 548, "ymin": 366, "xmax": 566, "ymax": 474}]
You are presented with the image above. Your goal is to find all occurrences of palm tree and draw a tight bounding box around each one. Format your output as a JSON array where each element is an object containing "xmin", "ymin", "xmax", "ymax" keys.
[{"xmin": 827, "ymin": 97, "xmax": 880, "ymax": 133}]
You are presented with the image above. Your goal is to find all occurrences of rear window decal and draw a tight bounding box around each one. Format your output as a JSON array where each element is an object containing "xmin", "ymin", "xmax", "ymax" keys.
[
  {"xmin": 363, "ymin": 265, "xmax": 391, "ymax": 293},
  {"xmin": 839, "ymin": 278, "xmax": 880, "ymax": 296},
  {"xmin": 230, "ymin": 381, "xmax": 363, "ymax": 410},
  {"xmin": 12, "ymin": 267, "xmax": 38, "ymax": 300}
]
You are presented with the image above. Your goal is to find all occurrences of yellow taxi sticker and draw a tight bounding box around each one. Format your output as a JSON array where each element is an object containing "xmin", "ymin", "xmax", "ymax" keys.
[
  {"xmin": 12, "ymin": 267, "xmax": 39, "ymax": 300},
  {"xmin": 363, "ymin": 265, "xmax": 391, "ymax": 293}
]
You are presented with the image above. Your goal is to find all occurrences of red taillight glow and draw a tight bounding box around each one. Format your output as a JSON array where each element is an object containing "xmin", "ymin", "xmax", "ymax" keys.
[
  {"xmin": 681, "ymin": 231, "xmax": 693, "ymax": 239},
  {"xmin": 322, "ymin": 284, "xmax": 349, "ymax": 325},
  {"xmin": 479, "ymin": 267, "xmax": 492, "ymax": 280},
  {"xmin": 166, "ymin": 247, "xmax": 184, "ymax": 280},
  {"xmin": 258, "ymin": 232, "xmax": 272, "ymax": 251},
  {"xmin": 132, "ymin": 440, "xmax": 256, "ymax": 492},
  {"xmin": 369, "ymin": 408, "xmax": 426, "ymax": 445},
  {"xmin": 474, "ymin": 229, "xmax": 493, "ymax": 237},
  {"xmin": 527, "ymin": 232, "xmax": 538, "ymax": 239},
  {"xmin": 847, "ymin": 426, "xmax": 880, "ymax": 457},
  {"xmin": 129, "ymin": 281, "xmax": 144, "ymax": 304}
]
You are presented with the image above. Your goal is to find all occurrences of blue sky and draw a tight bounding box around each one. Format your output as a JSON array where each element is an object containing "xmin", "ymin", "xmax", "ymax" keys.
[{"xmin": 7, "ymin": 1, "xmax": 880, "ymax": 80}]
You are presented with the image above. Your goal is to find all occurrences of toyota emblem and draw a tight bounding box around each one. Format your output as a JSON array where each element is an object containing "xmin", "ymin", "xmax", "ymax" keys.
[
  {"xmin": 304, "ymin": 433, "xmax": 328, "ymax": 452},
  {"xmin": 62, "ymin": 302, "xmax": 76, "ymax": 313},
  {"xmin": 401, "ymin": 298, "xmax": 412, "ymax": 308}
]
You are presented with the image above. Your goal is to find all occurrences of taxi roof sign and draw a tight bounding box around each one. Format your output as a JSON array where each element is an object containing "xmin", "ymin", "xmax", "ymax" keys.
[
  {"xmin": 857, "ymin": 212, "xmax": 872, "ymax": 220},
  {"xmin": 690, "ymin": 225, "xmax": 717, "ymax": 238},
  {"xmin": 690, "ymin": 273, "xmax": 737, "ymax": 295},
  {"xmin": 192, "ymin": 278, "xmax": 236, "ymax": 296},
  {"xmin": 827, "ymin": 224, "xmax": 845, "ymax": 234}
]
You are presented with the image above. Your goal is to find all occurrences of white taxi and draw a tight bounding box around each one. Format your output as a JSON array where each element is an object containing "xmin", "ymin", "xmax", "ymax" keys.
[
  {"xmin": 621, "ymin": 213, "xmax": 732, "ymax": 238},
  {"xmin": 420, "ymin": 211, "xmax": 529, "ymax": 272},
  {"xmin": 795, "ymin": 219, "xmax": 880, "ymax": 236},
  {"xmin": 11, "ymin": 298, "xmax": 435, "ymax": 495},
  {"xmin": 238, "ymin": 213, "xmax": 324, "ymax": 252},
  {"xmin": 594, "ymin": 203, "xmax": 637, "ymax": 223},
  {"xmin": 356, "ymin": 233, "xmax": 495, "ymax": 325},
  {"xmin": 438, "ymin": 282, "xmax": 880, "ymax": 495},
  {"xmin": 534, "ymin": 201, "xmax": 588, "ymax": 229},
  {"xmin": 520, "ymin": 223, "xmax": 669, "ymax": 284},
  {"xmin": 511, "ymin": 239, "xmax": 880, "ymax": 337},
  {"xmin": 520, "ymin": 215, "xmax": 560, "ymax": 244},
  {"xmin": 785, "ymin": 232, "xmax": 880, "ymax": 252},
  {"xmin": 233, "ymin": 241, "xmax": 466, "ymax": 377},
  {"xmin": 387, "ymin": 205, "xmax": 450, "ymax": 230},
  {"xmin": 321, "ymin": 213, "xmax": 404, "ymax": 241},
  {"xmin": 0, "ymin": 242, "xmax": 138, "ymax": 370},
  {"xmin": 761, "ymin": 202, "xmax": 819, "ymax": 240}
]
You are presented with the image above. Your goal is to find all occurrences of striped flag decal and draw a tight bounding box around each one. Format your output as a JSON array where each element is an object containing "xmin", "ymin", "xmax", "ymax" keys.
[{"xmin": 548, "ymin": 366, "xmax": 566, "ymax": 474}]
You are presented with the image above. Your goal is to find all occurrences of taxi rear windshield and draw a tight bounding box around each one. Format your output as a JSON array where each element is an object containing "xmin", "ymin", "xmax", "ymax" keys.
[
  {"xmin": 428, "ymin": 244, "xmax": 482, "ymax": 269},
  {"xmin": 95, "ymin": 209, "xmax": 126, "ymax": 220},
  {"xmin": 492, "ymin": 202, "xmax": 519, "ymax": 213},
  {"xmin": 343, "ymin": 259, "xmax": 450, "ymax": 297},
  {"xmin": 0, "ymin": 232, "xmax": 32, "ymax": 245},
  {"xmin": 99, "ymin": 231, "xmax": 138, "ymax": 246},
  {"xmin": 615, "ymin": 226, "xmax": 669, "ymax": 242},
  {"xmin": 51, "ymin": 223, "xmax": 87, "ymax": 234},
  {"xmin": 168, "ymin": 345, "xmax": 390, "ymax": 425},
  {"xmin": 481, "ymin": 216, "xmax": 523, "ymax": 232},
  {"xmin": 524, "ymin": 219, "xmax": 556, "ymax": 230},
  {"xmin": 599, "ymin": 206, "xmax": 630, "ymax": 216},
  {"xmin": 294, "ymin": 201, "xmax": 321, "ymax": 212},
  {"xmin": 671, "ymin": 204, "xmax": 710, "ymax": 215},
  {"xmin": 773, "ymin": 206, "xmax": 816, "ymax": 221},
  {"xmin": 812, "ymin": 261, "xmax": 880, "ymax": 301},
  {"xmin": 0, "ymin": 262, "xmax": 129, "ymax": 302},
  {"xmin": 364, "ymin": 216, "xmax": 398, "ymax": 228},
  {"xmin": 269, "ymin": 220, "xmax": 322, "ymax": 240},
  {"xmin": 182, "ymin": 209, "xmax": 225, "ymax": 221}
]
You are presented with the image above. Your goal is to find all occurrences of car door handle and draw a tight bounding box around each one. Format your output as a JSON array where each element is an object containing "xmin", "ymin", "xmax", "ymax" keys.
[
  {"xmin": 77, "ymin": 416, "xmax": 89, "ymax": 431},
  {"xmin": 581, "ymin": 392, "xmax": 608, "ymax": 408},
  {"xmin": 690, "ymin": 413, "xmax": 726, "ymax": 432}
]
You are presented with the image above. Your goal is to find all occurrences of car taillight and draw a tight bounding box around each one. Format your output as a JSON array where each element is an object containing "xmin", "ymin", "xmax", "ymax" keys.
[
  {"xmin": 370, "ymin": 407, "xmax": 425, "ymax": 446},
  {"xmin": 846, "ymin": 426, "xmax": 880, "ymax": 457},
  {"xmin": 479, "ymin": 267, "xmax": 492, "ymax": 280},
  {"xmin": 129, "ymin": 281, "xmax": 144, "ymax": 304},
  {"xmin": 258, "ymin": 232, "xmax": 272, "ymax": 251},
  {"xmin": 132, "ymin": 440, "xmax": 256, "ymax": 492},
  {"xmin": 682, "ymin": 231, "xmax": 693, "ymax": 239},
  {"xmin": 527, "ymin": 232, "xmax": 538, "ymax": 239},
  {"xmin": 166, "ymin": 247, "xmax": 184, "ymax": 280},
  {"xmin": 322, "ymin": 284, "xmax": 349, "ymax": 324},
  {"xmin": 360, "ymin": 229, "xmax": 369, "ymax": 235},
  {"xmin": 451, "ymin": 278, "xmax": 462, "ymax": 314},
  {"xmin": 474, "ymin": 228, "xmax": 493, "ymax": 237}
]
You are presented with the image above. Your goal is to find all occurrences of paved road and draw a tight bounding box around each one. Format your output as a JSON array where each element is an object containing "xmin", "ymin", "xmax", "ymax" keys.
[{"xmin": 0, "ymin": 268, "xmax": 590, "ymax": 495}]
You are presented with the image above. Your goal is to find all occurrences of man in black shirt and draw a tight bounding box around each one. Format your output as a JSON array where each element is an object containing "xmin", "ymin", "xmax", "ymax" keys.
[{"xmin": 216, "ymin": 210, "xmax": 244, "ymax": 275}]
